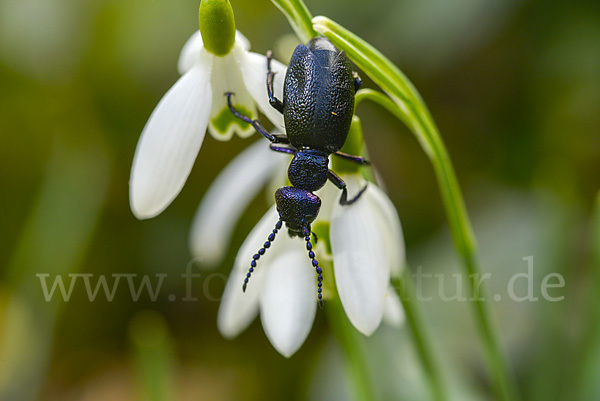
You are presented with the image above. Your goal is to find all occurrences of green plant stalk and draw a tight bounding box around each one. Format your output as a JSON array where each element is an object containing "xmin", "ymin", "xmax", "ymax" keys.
[
  {"xmin": 327, "ymin": 295, "xmax": 377, "ymax": 401},
  {"xmin": 314, "ymin": 18, "xmax": 521, "ymax": 401},
  {"xmin": 392, "ymin": 270, "xmax": 449, "ymax": 401},
  {"xmin": 355, "ymin": 88, "xmax": 517, "ymax": 401},
  {"xmin": 342, "ymin": 99, "xmax": 447, "ymax": 401},
  {"xmin": 312, "ymin": 227, "xmax": 375, "ymax": 401},
  {"xmin": 575, "ymin": 192, "xmax": 600, "ymax": 400},
  {"xmin": 270, "ymin": 0, "xmax": 317, "ymax": 43},
  {"xmin": 129, "ymin": 311, "xmax": 175, "ymax": 401}
]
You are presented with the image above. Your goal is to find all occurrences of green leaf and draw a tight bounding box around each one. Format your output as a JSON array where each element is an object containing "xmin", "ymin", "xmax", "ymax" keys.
[
  {"xmin": 333, "ymin": 115, "xmax": 365, "ymax": 174},
  {"xmin": 270, "ymin": 0, "xmax": 317, "ymax": 43},
  {"xmin": 313, "ymin": 15, "xmax": 474, "ymax": 261}
]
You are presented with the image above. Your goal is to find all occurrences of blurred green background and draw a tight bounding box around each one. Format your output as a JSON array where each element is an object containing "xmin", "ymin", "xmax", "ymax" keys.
[{"xmin": 1, "ymin": 0, "xmax": 599, "ymax": 400}]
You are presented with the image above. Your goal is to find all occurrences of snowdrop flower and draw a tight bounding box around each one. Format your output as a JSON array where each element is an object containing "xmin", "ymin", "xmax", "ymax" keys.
[
  {"xmin": 217, "ymin": 206, "xmax": 317, "ymax": 357},
  {"xmin": 214, "ymin": 176, "xmax": 405, "ymax": 357},
  {"xmin": 190, "ymin": 117, "xmax": 405, "ymax": 356},
  {"xmin": 329, "ymin": 174, "xmax": 405, "ymax": 335},
  {"xmin": 129, "ymin": 0, "xmax": 287, "ymax": 219}
]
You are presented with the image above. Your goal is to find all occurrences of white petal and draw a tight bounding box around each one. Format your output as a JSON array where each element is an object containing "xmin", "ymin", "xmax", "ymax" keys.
[
  {"xmin": 382, "ymin": 285, "xmax": 405, "ymax": 327},
  {"xmin": 178, "ymin": 31, "xmax": 203, "ymax": 75},
  {"xmin": 260, "ymin": 249, "xmax": 317, "ymax": 357},
  {"xmin": 217, "ymin": 206, "xmax": 279, "ymax": 337},
  {"xmin": 368, "ymin": 184, "xmax": 406, "ymax": 277},
  {"xmin": 234, "ymin": 205, "xmax": 281, "ymax": 274},
  {"xmin": 130, "ymin": 55, "xmax": 213, "ymax": 219},
  {"xmin": 265, "ymin": 154, "xmax": 291, "ymax": 202},
  {"xmin": 208, "ymin": 47, "xmax": 257, "ymax": 140},
  {"xmin": 330, "ymin": 176, "xmax": 390, "ymax": 335},
  {"xmin": 235, "ymin": 30, "xmax": 250, "ymax": 51},
  {"xmin": 235, "ymin": 50, "xmax": 287, "ymax": 131},
  {"xmin": 217, "ymin": 255, "xmax": 265, "ymax": 339},
  {"xmin": 189, "ymin": 139, "xmax": 288, "ymax": 265},
  {"xmin": 316, "ymin": 179, "xmax": 342, "ymax": 223}
]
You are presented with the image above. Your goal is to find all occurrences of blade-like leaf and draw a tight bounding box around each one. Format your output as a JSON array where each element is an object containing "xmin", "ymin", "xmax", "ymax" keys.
[{"xmin": 271, "ymin": 0, "xmax": 317, "ymax": 43}]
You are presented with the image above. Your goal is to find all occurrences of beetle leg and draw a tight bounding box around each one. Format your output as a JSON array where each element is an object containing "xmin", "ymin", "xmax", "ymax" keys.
[
  {"xmin": 267, "ymin": 51, "xmax": 284, "ymax": 114},
  {"xmin": 226, "ymin": 92, "xmax": 289, "ymax": 144},
  {"xmin": 270, "ymin": 143, "xmax": 296, "ymax": 155},
  {"xmin": 270, "ymin": 134, "xmax": 290, "ymax": 144},
  {"xmin": 340, "ymin": 183, "xmax": 368, "ymax": 205},
  {"xmin": 327, "ymin": 170, "xmax": 368, "ymax": 205},
  {"xmin": 333, "ymin": 151, "xmax": 370, "ymax": 165},
  {"xmin": 353, "ymin": 71, "xmax": 362, "ymax": 92}
]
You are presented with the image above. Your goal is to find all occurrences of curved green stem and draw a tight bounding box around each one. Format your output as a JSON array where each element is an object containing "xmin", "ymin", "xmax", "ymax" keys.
[
  {"xmin": 576, "ymin": 192, "xmax": 600, "ymax": 400},
  {"xmin": 129, "ymin": 311, "xmax": 175, "ymax": 401},
  {"xmin": 393, "ymin": 270, "xmax": 449, "ymax": 401},
  {"xmin": 315, "ymin": 18, "xmax": 521, "ymax": 401}
]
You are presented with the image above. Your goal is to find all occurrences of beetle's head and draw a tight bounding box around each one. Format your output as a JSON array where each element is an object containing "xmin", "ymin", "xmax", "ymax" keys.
[
  {"xmin": 243, "ymin": 187, "xmax": 324, "ymax": 307},
  {"xmin": 275, "ymin": 186, "xmax": 321, "ymax": 237}
]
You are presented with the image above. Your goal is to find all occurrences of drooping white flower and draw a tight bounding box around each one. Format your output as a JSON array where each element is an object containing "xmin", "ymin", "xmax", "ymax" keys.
[
  {"xmin": 329, "ymin": 174, "xmax": 406, "ymax": 335},
  {"xmin": 201, "ymin": 154, "xmax": 405, "ymax": 356},
  {"xmin": 129, "ymin": 19, "xmax": 286, "ymax": 219},
  {"xmin": 217, "ymin": 206, "xmax": 318, "ymax": 357},
  {"xmin": 174, "ymin": 29, "xmax": 406, "ymax": 353}
]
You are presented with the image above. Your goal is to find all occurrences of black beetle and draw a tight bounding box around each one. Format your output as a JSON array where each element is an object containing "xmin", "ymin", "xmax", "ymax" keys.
[{"xmin": 227, "ymin": 37, "xmax": 369, "ymax": 307}]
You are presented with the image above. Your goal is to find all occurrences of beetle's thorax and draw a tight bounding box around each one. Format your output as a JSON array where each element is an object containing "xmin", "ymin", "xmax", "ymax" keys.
[{"xmin": 288, "ymin": 149, "xmax": 329, "ymax": 192}]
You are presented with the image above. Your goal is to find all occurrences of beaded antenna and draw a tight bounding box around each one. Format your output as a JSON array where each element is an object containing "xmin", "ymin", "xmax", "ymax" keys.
[{"xmin": 243, "ymin": 220, "xmax": 324, "ymax": 308}]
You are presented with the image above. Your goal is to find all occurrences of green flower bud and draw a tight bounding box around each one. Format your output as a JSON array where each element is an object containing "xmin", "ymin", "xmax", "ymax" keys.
[
  {"xmin": 333, "ymin": 115, "xmax": 366, "ymax": 174},
  {"xmin": 199, "ymin": 0, "xmax": 236, "ymax": 56}
]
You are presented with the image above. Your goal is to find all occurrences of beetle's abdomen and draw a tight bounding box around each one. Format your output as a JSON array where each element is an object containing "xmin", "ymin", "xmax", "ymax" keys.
[{"xmin": 283, "ymin": 39, "xmax": 355, "ymax": 154}]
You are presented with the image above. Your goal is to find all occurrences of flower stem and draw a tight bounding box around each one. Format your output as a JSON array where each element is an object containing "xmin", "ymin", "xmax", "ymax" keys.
[
  {"xmin": 573, "ymin": 192, "xmax": 600, "ymax": 400},
  {"xmin": 129, "ymin": 311, "xmax": 175, "ymax": 401},
  {"xmin": 314, "ymin": 18, "xmax": 521, "ymax": 401},
  {"xmin": 327, "ymin": 297, "xmax": 377, "ymax": 401},
  {"xmin": 392, "ymin": 269, "xmax": 449, "ymax": 401}
]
